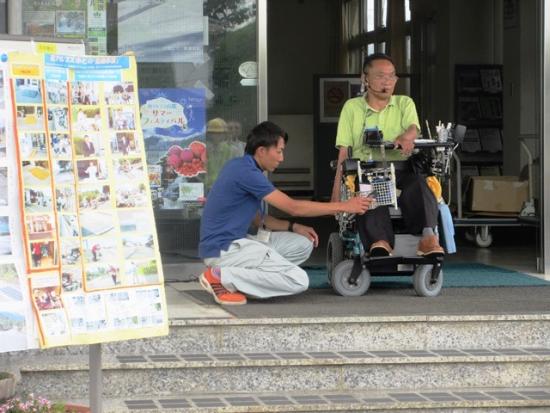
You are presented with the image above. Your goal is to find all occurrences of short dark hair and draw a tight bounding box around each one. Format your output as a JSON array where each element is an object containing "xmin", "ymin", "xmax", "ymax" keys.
[
  {"xmin": 362, "ymin": 53, "xmax": 394, "ymax": 73},
  {"xmin": 244, "ymin": 121, "xmax": 288, "ymax": 155}
]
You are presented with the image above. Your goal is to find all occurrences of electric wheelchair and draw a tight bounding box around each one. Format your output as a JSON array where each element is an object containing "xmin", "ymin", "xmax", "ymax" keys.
[{"xmin": 327, "ymin": 126, "xmax": 465, "ymax": 297}]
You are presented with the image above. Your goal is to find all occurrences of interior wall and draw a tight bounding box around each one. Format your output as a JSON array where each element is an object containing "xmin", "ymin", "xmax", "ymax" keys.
[
  {"xmin": 268, "ymin": 0, "xmax": 339, "ymax": 115},
  {"xmin": 267, "ymin": 0, "xmax": 340, "ymax": 185}
]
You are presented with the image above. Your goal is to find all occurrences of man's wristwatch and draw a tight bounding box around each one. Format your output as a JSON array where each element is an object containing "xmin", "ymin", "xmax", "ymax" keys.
[{"xmin": 287, "ymin": 220, "xmax": 294, "ymax": 232}]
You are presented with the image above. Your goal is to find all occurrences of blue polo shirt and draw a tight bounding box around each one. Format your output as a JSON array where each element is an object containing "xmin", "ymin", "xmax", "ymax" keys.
[{"xmin": 199, "ymin": 154, "xmax": 276, "ymax": 258}]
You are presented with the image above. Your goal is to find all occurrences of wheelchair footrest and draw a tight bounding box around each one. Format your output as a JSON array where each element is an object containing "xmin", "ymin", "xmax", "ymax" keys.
[{"xmin": 364, "ymin": 255, "xmax": 444, "ymax": 269}]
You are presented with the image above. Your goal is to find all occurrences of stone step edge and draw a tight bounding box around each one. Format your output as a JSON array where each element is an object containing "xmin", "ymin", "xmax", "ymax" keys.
[
  {"xmin": 19, "ymin": 347, "xmax": 550, "ymax": 372},
  {"xmin": 169, "ymin": 313, "xmax": 550, "ymax": 326},
  {"xmin": 67, "ymin": 386, "xmax": 550, "ymax": 412}
]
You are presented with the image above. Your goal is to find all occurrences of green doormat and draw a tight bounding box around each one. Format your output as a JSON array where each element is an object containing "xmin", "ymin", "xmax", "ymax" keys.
[{"xmin": 305, "ymin": 262, "xmax": 550, "ymax": 289}]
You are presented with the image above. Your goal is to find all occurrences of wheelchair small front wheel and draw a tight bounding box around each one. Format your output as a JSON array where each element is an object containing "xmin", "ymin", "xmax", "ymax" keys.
[
  {"xmin": 413, "ymin": 264, "xmax": 443, "ymax": 297},
  {"xmin": 331, "ymin": 259, "xmax": 371, "ymax": 296},
  {"xmin": 327, "ymin": 232, "xmax": 344, "ymax": 282}
]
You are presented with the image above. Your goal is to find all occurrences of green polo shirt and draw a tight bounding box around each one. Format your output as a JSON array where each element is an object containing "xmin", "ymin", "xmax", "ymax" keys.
[{"xmin": 335, "ymin": 95, "xmax": 420, "ymax": 161}]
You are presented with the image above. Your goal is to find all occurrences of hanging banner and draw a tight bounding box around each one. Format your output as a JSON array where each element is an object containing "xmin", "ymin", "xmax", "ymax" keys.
[{"xmin": 8, "ymin": 52, "xmax": 168, "ymax": 348}]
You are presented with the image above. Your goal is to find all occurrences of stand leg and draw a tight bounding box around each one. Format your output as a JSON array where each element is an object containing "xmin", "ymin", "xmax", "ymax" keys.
[{"xmin": 89, "ymin": 343, "xmax": 102, "ymax": 413}]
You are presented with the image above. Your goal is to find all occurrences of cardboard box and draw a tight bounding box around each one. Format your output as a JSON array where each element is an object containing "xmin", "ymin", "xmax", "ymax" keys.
[{"xmin": 469, "ymin": 176, "xmax": 528, "ymax": 214}]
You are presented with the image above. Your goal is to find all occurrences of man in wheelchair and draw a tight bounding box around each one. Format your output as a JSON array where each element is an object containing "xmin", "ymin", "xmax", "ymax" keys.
[{"xmin": 331, "ymin": 53, "xmax": 443, "ymax": 258}]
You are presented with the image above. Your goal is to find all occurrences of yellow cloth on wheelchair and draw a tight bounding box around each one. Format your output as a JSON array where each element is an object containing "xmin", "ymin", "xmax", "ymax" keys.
[{"xmin": 426, "ymin": 176, "xmax": 442, "ymax": 202}]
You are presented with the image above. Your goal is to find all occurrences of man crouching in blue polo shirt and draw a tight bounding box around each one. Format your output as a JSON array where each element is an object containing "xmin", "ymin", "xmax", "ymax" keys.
[{"xmin": 198, "ymin": 121, "xmax": 373, "ymax": 305}]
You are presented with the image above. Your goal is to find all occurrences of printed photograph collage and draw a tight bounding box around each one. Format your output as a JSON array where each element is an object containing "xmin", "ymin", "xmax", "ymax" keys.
[{"xmin": 9, "ymin": 53, "xmax": 167, "ymax": 347}]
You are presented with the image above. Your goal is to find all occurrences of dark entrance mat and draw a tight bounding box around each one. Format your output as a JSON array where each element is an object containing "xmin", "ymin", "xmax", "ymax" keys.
[
  {"xmin": 184, "ymin": 285, "xmax": 550, "ymax": 318},
  {"xmin": 306, "ymin": 262, "xmax": 550, "ymax": 289}
]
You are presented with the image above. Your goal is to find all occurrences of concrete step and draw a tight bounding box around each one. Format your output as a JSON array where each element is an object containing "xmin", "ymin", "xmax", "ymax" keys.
[
  {"xmin": 67, "ymin": 387, "xmax": 550, "ymax": 412},
  {"xmin": 5, "ymin": 314, "xmax": 550, "ymax": 359},
  {"xmin": 17, "ymin": 347, "xmax": 550, "ymax": 399}
]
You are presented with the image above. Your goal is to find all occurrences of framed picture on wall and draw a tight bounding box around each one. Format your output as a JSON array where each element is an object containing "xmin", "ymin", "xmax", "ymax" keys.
[{"xmin": 319, "ymin": 78, "xmax": 362, "ymax": 123}]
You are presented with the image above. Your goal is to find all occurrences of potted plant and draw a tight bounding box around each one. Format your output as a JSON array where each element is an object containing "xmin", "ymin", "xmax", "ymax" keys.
[{"xmin": 0, "ymin": 393, "xmax": 90, "ymax": 412}]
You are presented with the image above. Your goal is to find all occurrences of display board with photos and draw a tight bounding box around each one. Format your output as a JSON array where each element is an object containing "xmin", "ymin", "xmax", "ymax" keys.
[{"xmin": 7, "ymin": 51, "xmax": 168, "ymax": 348}]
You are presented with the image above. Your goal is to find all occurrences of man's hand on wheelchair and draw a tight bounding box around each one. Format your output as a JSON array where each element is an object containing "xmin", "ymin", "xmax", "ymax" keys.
[
  {"xmin": 394, "ymin": 126, "xmax": 418, "ymax": 156},
  {"xmin": 343, "ymin": 196, "xmax": 374, "ymax": 215},
  {"xmin": 393, "ymin": 134, "xmax": 415, "ymax": 156},
  {"xmin": 293, "ymin": 223, "xmax": 319, "ymax": 247}
]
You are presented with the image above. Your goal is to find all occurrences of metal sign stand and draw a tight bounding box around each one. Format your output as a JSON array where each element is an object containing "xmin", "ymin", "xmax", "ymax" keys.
[{"xmin": 89, "ymin": 344, "xmax": 103, "ymax": 413}]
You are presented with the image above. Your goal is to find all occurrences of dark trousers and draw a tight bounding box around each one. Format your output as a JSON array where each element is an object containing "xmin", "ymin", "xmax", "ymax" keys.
[{"xmin": 357, "ymin": 165, "xmax": 438, "ymax": 249}]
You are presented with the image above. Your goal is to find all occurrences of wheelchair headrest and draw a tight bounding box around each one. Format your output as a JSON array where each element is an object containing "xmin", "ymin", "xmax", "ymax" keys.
[{"xmin": 453, "ymin": 124, "xmax": 466, "ymax": 144}]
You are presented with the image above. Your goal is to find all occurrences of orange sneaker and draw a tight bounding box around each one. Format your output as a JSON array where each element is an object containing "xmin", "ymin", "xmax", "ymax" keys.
[{"xmin": 199, "ymin": 267, "xmax": 246, "ymax": 305}]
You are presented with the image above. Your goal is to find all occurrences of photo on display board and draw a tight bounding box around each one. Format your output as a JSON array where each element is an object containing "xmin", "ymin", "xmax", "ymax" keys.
[
  {"xmin": 47, "ymin": 107, "xmax": 69, "ymax": 131},
  {"xmin": 71, "ymin": 81, "xmax": 99, "ymax": 105},
  {"xmin": 108, "ymin": 107, "xmax": 135, "ymax": 130},
  {"xmin": 26, "ymin": 214, "xmax": 55, "ymax": 240},
  {"xmin": 40, "ymin": 312, "xmax": 68, "ymax": 336},
  {"xmin": 122, "ymin": 234, "xmax": 155, "ymax": 260},
  {"xmin": 85, "ymin": 263, "xmax": 120, "ymax": 290},
  {"xmin": 0, "ymin": 168, "xmax": 7, "ymax": 206},
  {"xmin": 72, "ymin": 107, "xmax": 101, "ymax": 132},
  {"xmin": 58, "ymin": 214, "xmax": 79, "ymax": 238},
  {"xmin": 0, "ymin": 263, "xmax": 21, "ymax": 301},
  {"xmin": 29, "ymin": 240, "xmax": 57, "ymax": 269},
  {"xmin": 55, "ymin": 185, "xmax": 76, "ymax": 213},
  {"xmin": 104, "ymin": 82, "xmax": 135, "ymax": 105},
  {"xmin": 125, "ymin": 259, "xmax": 160, "ymax": 286},
  {"xmin": 22, "ymin": 160, "xmax": 50, "ymax": 187},
  {"xmin": 74, "ymin": 133, "xmax": 103, "ymax": 158},
  {"xmin": 115, "ymin": 182, "xmax": 148, "ymax": 208},
  {"xmin": 32, "ymin": 286, "xmax": 62, "ymax": 311},
  {"xmin": 61, "ymin": 268, "xmax": 83, "ymax": 293},
  {"xmin": 0, "ymin": 71, "xmax": 4, "ymax": 109},
  {"xmin": 0, "ymin": 119, "xmax": 6, "ymax": 158},
  {"xmin": 14, "ymin": 78, "xmax": 42, "ymax": 104},
  {"xmin": 20, "ymin": 132, "xmax": 47, "ymax": 159},
  {"xmin": 0, "ymin": 216, "xmax": 11, "ymax": 256},
  {"xmin": 110, "ymin": 132, "xmax": 139, "ymax": 156},
  {"xmin": 16, "ymin": 105, "xmax": 44, "ymax": 130},
  {"xmin": 76, "ymin": 159, "xmax": 107, "ymax": 182},
  {"xmin": 82, "ymin": 237, "xmax": 118, "ymax": 264},
  {"xmin": 50, "ymin": 133, "xmax": 71, "ymax": 157},
  {"xmin": 113, "ymin": 157, "xmax": 144, "ymax": 181},
  {"xmin": 117, "ymin": 209, "xmax": 152, "ymax": 233},
  {"xmin": 78, "ymin": 184, "xmax": 111, "ymax": 210},
  {"xmin": 24, "ymin": 187, "xmax": 53, "ymax": 212},
  {"xmin": 60, "ymin": 239, "xmax": 81, "ymax": 267},
  {"xmin": 79, "ymin": 211, "xmax": 115, "ymax": 237},
  {"xmin": 46, "ymin": 80, "xmax": 68, "ymax": 105},
  {"xmin": 52, "ymin": 160, "xmax": 74, "ymax": 184}
]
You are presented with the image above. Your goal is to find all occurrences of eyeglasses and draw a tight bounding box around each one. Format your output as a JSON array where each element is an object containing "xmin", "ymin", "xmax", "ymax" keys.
[{"xmin": 365, "ymin": 72, "xmax": 399, "ymax": 82}]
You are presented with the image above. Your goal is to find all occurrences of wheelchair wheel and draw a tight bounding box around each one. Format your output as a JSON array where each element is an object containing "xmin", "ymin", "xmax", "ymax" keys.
[
  {"xmin": 331, "ymin": 259, "xmax": 371, "ymax": 296},
  {"xmin": 413, "ymin": 264, "xmax": 443, "ymax": 297},
  {"xmin": 327, "ymin": 232, "xmax": 343, "ymax": 282}
]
